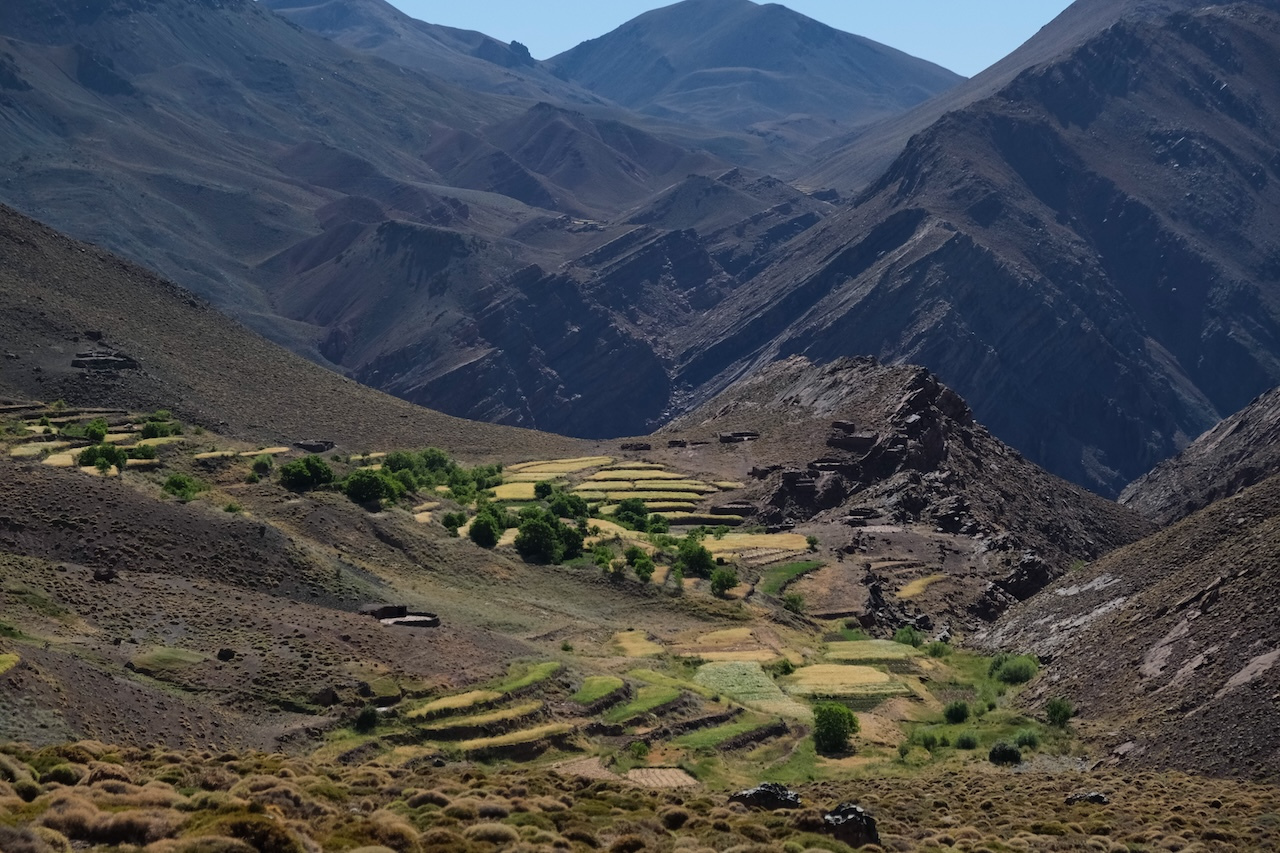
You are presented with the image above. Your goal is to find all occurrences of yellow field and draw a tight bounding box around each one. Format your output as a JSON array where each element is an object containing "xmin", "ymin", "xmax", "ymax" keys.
[
  {"xmin": 588, "ymin": 469, "xmax": 686, "ymax": 481},
  {"xmin": 698, "ymin": 650, "xmax": 781, "ymax": 663},
  {"xmin": 414, "ymin": 502, "xmax": 440, "ymax": 513},
  {"xmin": 705, "ymin": 533, "xmax": 809, "ymax": 554},
  {"xmin": 492, "ymin": 482, "xmax": 536, "ymax": 500},
  {"xmin": 136, "ymin": 436, "xmax": 186, "ymax": 447},
  {"xmin": 573, "ymin": 490, "xmax": 608, "ymax": 501},
  {"xmin": 42, "ymin": 453, "xmax": 75, "ymax": 468},
  {"xmin": 696, "ymin": 627, "xmax": 756, "ymax": 647},
  {"xmin": 608, "ymin": 491, "xmax": 710, "ymax": 502},
  {"xmin": 11, "ymin": 441, "xmax": 71, "ymax": 457},
  {"xmin": 497, "ymin": 528, "xmax": 518, "ymax": 547},
  {"xmin": 125, "ymin": 459, "xmax": 160, "ymax": 469},
  {"xmin": 826, "ymin": 640, "xmax": 920, "ymax": 662},
  {"xmin": 81, "ymin": 466, "xmax": 119, "ymax": 477},
  {"xmin": 418, "ymin": 701, "xmax": 543, "ymax": 733},
  {"xmin": 505, "ymin": 472, "xmax": 568, "ymax": 483},
  {"xmin": 602, "ymin": 502, "xmax": 697, "ymax": 514},
  {"xmin": 636, "ymin": 481, "xmax": 716, "ymax": 492},
  {"xmin": 194, "ymin": 451, "xmax": 237, "ymax": 460},
  {"xmin": 714, "ymin": 481, "xmax": 746, "ymax": 490},
  {"xmin": 407, "ymin": 690, "xmax": 502, "ymax": 720},
  {"xmin": 0, "ymin": 653, "xmax": 18, "ymax": 674},
  {"xmin": 459, "ymin": 722, "xmax": 573, "ymax": 752},
  {"xmin": 508, "ymin": 456, "xmax": 614, "ymax": 474},
  {"xmin": 783, "ymin": 664, "xmax": 909, "ymax": 698},
  {"xmin": 613, "ymin": 630, "xmax": 664, "ymax": 657},
  {"xmin": 897, "ymin": 574, "xmax": 947, "ymax": 600},
  {"xmin": 603, "ymin": 461, "xmax": 666, "ymax": 470},
  {"xmin": 103, "ymin": 433, "xmax": 134, "ymax": 444},
  {"xmin": 239, "ymin": 447, "xmax": 291, "ymax": 456}
]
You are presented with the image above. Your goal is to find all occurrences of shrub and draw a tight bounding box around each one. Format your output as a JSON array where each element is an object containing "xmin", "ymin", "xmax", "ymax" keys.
[
  {"xmin": 613, "ymin": 498, "xmax": 652, "ymax": 531},
  {"xmin": 441, "ymin": 511, "xmax": 466, "ymax": 535},
  {"xmin": 279, "ymin": 455, "xmax": 334, "ymax": 492},
  {"xmin": 812, "ymin": 702, "xmax": 858, "ymax": 755},
  {"xmin": 514, "ymin": 517, "xmax": 564, "ymax": 564},
  {"xmin": 469, "ymin": 514, "xmax": 501, "ymax": 549},
  {"xmin": 709, "ymin": 566, "xmax": 739, "ymax": 597},
  {"xmin": 534, "ymin": 480, "xmax": 554, "ymax": 500},
  {"xmin": 782, "ymin": 592, "xmax": 805, "ymax": 614},
  {"xmin": 943, "ymin": 700, "xmax": 970, "ymax": 724},
  {"xmin": 224, "ymin": 502, "xmax": 243, "ymax": 514},
  {"xmin": 993, "ymin": 655, "xmax": 1039, "ymax": 685},
  {"xmin": 127, "ymin": 443, "xmax": 157, "ymax": 460},
  {"xmin": 78, "ymin": 444, "xmax": 128, "ymax": 469},
  {"xmin": 955, "ymin": 732, "xmax": 979, "ymax": 750},
  {"xmin": 675, "ymin": 537, "xmax": 715, "ymax": 579},
  {"xmin": 893, "ymin": 625, "xmax": 924, "ymax": 647},
  {"xmin": 918, "ymin": 731, "xmax": 938, "ymax": 751},
  {"xmin": 84, "ymin": 418, "xmax": 109, "ymax": 443},
  {"xmin": 162, "ymin": 473, "xmax": 205, "ymax": 501},
  {"xmin": 354, "ymin": 707, "xmax": 379, "ymax": 734},
  {"xmin": 925, "ymin": 640, "xmax": 952, "ymax": 658},
  {"xmin": 806, "ymin": 534, "xmax": 819, "ymax": 552},
  {"xmin": 1015, "ymin": 729, "xmax": 1040, "ymax": 750},
  {"xmin": 251, "ymin": 454, "xmax": 273, "ymax": 475},
  {"xmin": 988, "ymin": 742, "xmax": 1023, "ymax": 766},
  {"xmin": 140, "ymin": 421, "xmax": 179, "ymax": 439},
  {"xmin": 633, "ymin": 555, "xmax": 655, "ymax": 583},
  {"xmin": 1046, "ymin": 696, "xmax": 1074, "ymax": 728},
  {"xmin": 624, "ymin": 545, "xmax": 646, "ymax": 566}
]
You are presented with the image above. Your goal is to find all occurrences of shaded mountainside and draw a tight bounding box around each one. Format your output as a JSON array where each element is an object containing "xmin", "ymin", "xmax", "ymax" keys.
[
  {"xmin": 661, "ymin": 3, "xmax": 1280, "ymax": 496},
  {"xmin": 547, "ymin": 0, "xmax": 963, "ymax": 151},
  {"xmin": 0, "ymin": 202, "xmax": 586, "ymax": 460},
  {"xmin": 261, "ymin": 0, "xmax": 609, "ymax": 105},
  {"xmin": 1121, "ymin": 385, "xmax": 1280, "ymax": 524},
  {"xmin": 801, "ymin": 0, "xmax": 1211, "ymax": 191},
  {"xmin": 984, "ymin": 471, "xmax": 1280, "ymax": 782},
  {"xmin": 663, "ymin": 356, "xmax": 1153, "ymax": 625}
]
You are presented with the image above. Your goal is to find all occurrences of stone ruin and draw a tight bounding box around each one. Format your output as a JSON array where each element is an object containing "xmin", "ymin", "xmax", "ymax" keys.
[{"xmin": 359, "ymin": 603, "xmax": 440, "ymax": 629}]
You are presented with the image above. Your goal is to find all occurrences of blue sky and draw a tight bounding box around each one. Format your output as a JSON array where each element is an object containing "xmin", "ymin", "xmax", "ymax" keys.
[{"xmin": 384, "ymin": 0, "xmax": 1076, "ymax": 77}]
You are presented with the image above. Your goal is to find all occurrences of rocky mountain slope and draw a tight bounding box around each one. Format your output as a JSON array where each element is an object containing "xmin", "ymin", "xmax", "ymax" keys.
[
  {"xmin": 545, "ymin": 0, "xmax": 962, "ymax": 152},
  {"xmin": 985, "ymin": 469, "xmax": 1280, "ymax": 781},
  {"xmin": 1121, "ymin": 385, "xmax": 1280, "ymax": 524},
  {"xmin": 655, "ymin": 2, "xmax": 1280, "ymax": 495},
  {"xmin": 0, "ymin": 202, "xmax": 584, "ymax": 459},
  {"xmin": 660, "ymin": 356, "xmax": 1153, "ymax": 625}
]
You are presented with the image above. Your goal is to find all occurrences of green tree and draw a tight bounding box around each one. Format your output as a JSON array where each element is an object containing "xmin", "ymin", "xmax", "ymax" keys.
[
  {"xmin": 624, "ymin": 545, "xmax": 646, "ymax": 566},
  {"xmin": 534, "ymin": 480, "xmax": 555, "ymax": 500},
  {"xmin": 83, "ymin": 418, "xmax": 110, "ymax": 442},
  {"xmin": 633, "ymin": 555, "xmax": 655, "ymax": 583},
  {"xmin": 944, "ymin": 700, "xmax": 970, "ymax": 724},
  {"xmin": 893, "ymin": 625, "xmax": 924, "ymax": 647},
  {"xmin": 515, "ymin": 516, "xmax": 564, "ymax": 564},
  {"xmin": 813, "ymin": 702, "xmax": 858, "ymax": 755},
  {"xmin": 613, "ymin": 498, "xmax": 652, "ymax": 531},
  {"xmin": 675, "ymin": 537, "xmax": 715, "ymax": 578},
  {"xmin": 251, "ymin": 454, "xmax": 273, "ymax": 475},
  {"xmin": 344, "ymin": 468, "xmax": 392, "ymax": 505},
  {"xmin": 469, "ymin": 513, "xmax": 501, "ymax": 548},
  {"xmin": 709, "ymin": 566, "xmax": 739, "ymax": 597},
  {"xmin": 279, "ymin": 455, "xmax": 334, "ymax": 491}
]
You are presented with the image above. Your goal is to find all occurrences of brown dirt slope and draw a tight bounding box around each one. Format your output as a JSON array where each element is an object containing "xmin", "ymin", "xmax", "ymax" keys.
[
  {"xmin": 1121, "ymin": 385, "xmax": 1280, "ymax": 525},
  {"xmin": 0, "ymin": 203, "xmax": 585, "ymax": 462},
  {"xmin": 984, "ymin": 471, "xmax": 1280, "ymax": 781}
]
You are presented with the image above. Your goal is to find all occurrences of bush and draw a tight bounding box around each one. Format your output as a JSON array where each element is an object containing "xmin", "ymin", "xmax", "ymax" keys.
[
  {"xmin": 925, "ymin": 640, "xmax": 952, "ymax": 658},
  {"xmin": 127, "ymin": 443, "xmax": 157, "ymax": 460},
  {"xmin": 782, "ymin": 592, "xmax": 805, "ymax": 614},
  {"xmin": 955, "ymin": 732, "xmax": 979, "ymax": 750},
  {"xmin": 943, "ymin": 700, "xmax": 970, "ymax": 724},
  {"xmin": 84, "ymin": 418, "xmax": 109, "ymax": 443},
  {"xmin": 140, "ymin": 421, "xmax": 180, "ymax": 439},
  {"xmin": 1014, "ymin": 729, "xmax": 1040, "ymax": 750},
  {"xmin": 162, "ymin": 472, "xmax": 205, "ymax": 501},
  {"xmin": 344, "ymin": 468, "xmax": 395, "ymax": 505},
  {"xmin": 469, "ymin": 514, "xmax": 501, "ymax": 549},
  {"xmin": 988, "ymin": 742, "xmax": 1022, "ymax": 766},
  {"xmin": 1046, "ymin": 696, "xmax": 1074, "ymax": 728},
  {"xmin": 441, "ymin": 511, "xmax": 466, "ymax": 535},
  {"xmin": 812, "ymin": 702, "xmax": 858, "ymax": 755},
  {"xmin": 251, "ymin": 454, "xmax": 273, "ymax": 475},
  {"xmin": 806, "ymin": 534, "xmax": 819, "ymax": 552},
  {"xmin": 893, "ymin": 625, "xmax": 924, "ymax": 647},
  {"xmin": 354, "ymin": 707, "xmax": 379, "ymax": 734},
  {"xmin": 633, "ymin": 555, "xmax": 655, "ymax": 583},
  {"xmin": 993, "ymin": 654, "xmax": 1039, "ymax": 685},
  {"xmin": 613, "ymin": 498, "xmax": 652, "ymax": 531},
  {"xmin": 534, "ymin": 480, "xmax": 554, "ymax": 500},
  {"xmin": 514, "ymin": 516, "xmax": 564, "ymax": 564},
  {"xmin": 675, "ymin": 537, "xmax": 715, "ymax": 579},
  {"xmin": 279, "ymin": 455, "xmax": 334, "ymax": 492},
  {"xmin": 709, "ymin": 566, "xmax": 739, "ymax": 597},
  {"xmin": 78, "ymin": 443, "xmax": 128, "ymax": 469}
]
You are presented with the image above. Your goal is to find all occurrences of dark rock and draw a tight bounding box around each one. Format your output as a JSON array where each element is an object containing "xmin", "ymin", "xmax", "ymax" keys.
[
  {"xmin": 667, "ymin": 439, "xmax": 688, "ymax": 448},
  {"xmin": 619, "ymin": 442, "xmax": 652, "ymax": 451},
  {"xmin": 92, "ymin": 566, "xmax": 117, "ymax": 582},
  {"xmin": 295, "ymin": 439, "xmax": 336, "ymax": 453},
  {"xmin": 71, "ymin": 349, "xmax": 139, "ymax": 371},
  {"xmin": 719, "ymin": 431, "xmax": 761, "ymax": 443},
  {"xmin": 729, "ymin": 782, "xmax": 803, "ymax": 811},
  {"xmin": 1066, "ymin": 791, "xmax": 1111, "ymax": 805},
  {"xmin": 313, "ymin": 686, "xmax": 340, "ymax": 707},
  {"xmin": 216, "ymin": 648, "xmax": 235, "ymax": 662},
  {"xmin": 360, "ymin": 603, "xmax": 408, "ymax": 620},
  {"xmin": 823, "ymin": 802, "xmax": 880, "ymax": 848}
]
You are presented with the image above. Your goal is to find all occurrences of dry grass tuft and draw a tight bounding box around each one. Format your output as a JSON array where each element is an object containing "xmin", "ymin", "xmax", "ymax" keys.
[{"xmin": 463, "ymin": 822, "xmax": 519, "ymax": 843}]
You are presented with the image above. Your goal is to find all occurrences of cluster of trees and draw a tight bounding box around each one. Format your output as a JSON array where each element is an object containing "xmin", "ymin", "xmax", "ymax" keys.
[
  {"xmin": 382, "ymin": 449, "xmax": 501, "ymax": 502},
  {"xmin": 611, "ymin": 498, "xmax": 669, "ymax": 533}
]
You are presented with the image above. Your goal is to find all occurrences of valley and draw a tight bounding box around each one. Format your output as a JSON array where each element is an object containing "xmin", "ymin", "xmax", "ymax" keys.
[{"xmin": 2, "ymin": 0, "xmax": 1280, "ymax": 850}]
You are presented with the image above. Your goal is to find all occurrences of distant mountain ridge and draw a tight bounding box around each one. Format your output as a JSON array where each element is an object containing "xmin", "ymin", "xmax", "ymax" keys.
[{"xmin": 546, "ymin": 0, "xmax": 963, "ymax": 148}]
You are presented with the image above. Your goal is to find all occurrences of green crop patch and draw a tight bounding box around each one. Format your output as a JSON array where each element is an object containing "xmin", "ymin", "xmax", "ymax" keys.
[
  {"xmin": 130, "ymin": 646, "xmax": 206, "ymax": 675},
  {"xmin": 572, "ymin": 676, "xmax": 625, "ymax": 705},
  {"xmin": 407, "ymin": 690, "xmax": 502, "ymax": 720},
  {"xmin": 759, "ymin": 561, "xmax": 823, "ymax": 597},
  {"xmin": 418, "ymin": 701, "xmax": 543, "ymax": 736},
  {"xmin": 604, "ymin": 684, "xmax": 682, "ymax": 723},
  {"xmin": 694, "ymin": 662, "xmax": 811, "ymax": 720},
  {"xmin": 495, "ymin": 661, "xmax": 561, "ymax": 694},
  {"xmin": 673, "ymin": 714, "xmax": 776, "ymax": 750}
]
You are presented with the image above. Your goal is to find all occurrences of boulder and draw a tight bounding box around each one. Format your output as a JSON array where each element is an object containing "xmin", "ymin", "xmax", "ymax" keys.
[
  {"xmin": 823, "ymin": 802, "xmax": 880, "ymax": 848},
  {"xmin": 729, "ymin": 782, "xmax": 802, "ymax": 811},
  {"xmin": 1066, "ymin": 791, "xmax": 1111, "ymax": 805}
]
